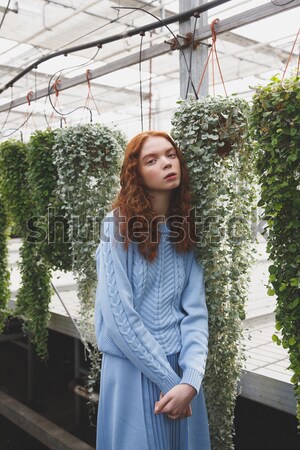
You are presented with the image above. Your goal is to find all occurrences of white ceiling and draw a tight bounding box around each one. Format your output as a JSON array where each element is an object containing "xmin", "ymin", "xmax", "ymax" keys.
[{"xmin": 0, "ymin": 0, "xmax": 299, "ymax": 141}]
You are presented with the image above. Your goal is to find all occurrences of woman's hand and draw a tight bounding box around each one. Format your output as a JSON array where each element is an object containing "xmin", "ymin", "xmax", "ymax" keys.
[
  {"xmin": 158, "ymin": 392, "xmax": 192, "ymax": 419},
  {"xmin": 167, "ymin": 401, "xmax": 192, "ymax": 420},
  {"xmin": 154, "ymin": 384, "xmax": 196, "ymax": 420}
]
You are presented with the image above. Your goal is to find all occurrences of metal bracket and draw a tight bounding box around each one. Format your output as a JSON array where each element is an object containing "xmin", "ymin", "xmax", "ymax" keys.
[{"xmin": 164, "ymin": 32, "xmax": 193, "ymax": 50}]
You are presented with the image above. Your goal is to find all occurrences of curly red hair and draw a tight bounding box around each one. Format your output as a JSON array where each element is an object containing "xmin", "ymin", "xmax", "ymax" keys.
[{"xmin": 110, "ymin": 131, "xmax": 197, "ymax": 262}]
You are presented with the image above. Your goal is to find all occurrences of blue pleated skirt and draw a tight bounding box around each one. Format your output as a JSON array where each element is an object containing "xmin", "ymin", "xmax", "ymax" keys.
[{"xmin": 96, "ymin": 351, "xmax": 211, "ymax": 450}]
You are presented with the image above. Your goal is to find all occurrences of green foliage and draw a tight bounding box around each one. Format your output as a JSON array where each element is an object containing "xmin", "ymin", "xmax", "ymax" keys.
[
  {"xmin": 26, "ymin": 129, "xmax": 72, "ymax": 271},
  {"xmin": 0, "ymin": 193, "xmax": 11, "ymax": 330},
  {"xmin": 0, "ymin": 140, "xmax": 31, "ymax": 236},
  {"xmin": 52, "ymin": 123, "xmax": 125, "ymax": 311},
  {"xmin": 249, "ymin": 75, "xmax": 300, "ymax": 428},
  {"xmin": 0, "ymin": 138, "xmax": 52, "ymax": 359},
  {"xmin": 0, "ymin": 123, "xmax": 126, "ymax": 367},
  {"xmin": 171, "ymin": 95, "xmax": 258, "ymax": 450},
  {"xmin": 16, "ymin": 239, "xmax": 52, "ymax": 360},
  {"xmin": 52, "ymin": 123, "xmax": 126, "ymax": 412}
]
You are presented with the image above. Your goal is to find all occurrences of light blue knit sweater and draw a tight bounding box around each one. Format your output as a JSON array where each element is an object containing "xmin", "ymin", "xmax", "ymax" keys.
[{"xmin": 94, "ymin": 209, "xmax": 209, "ymax": 396}]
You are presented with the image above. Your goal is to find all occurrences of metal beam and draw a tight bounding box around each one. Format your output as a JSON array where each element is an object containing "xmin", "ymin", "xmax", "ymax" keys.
[
  {"xmin": 0, "ymin": 0, "xmax": 231, "ymax": 95},
  {"xmin": 221, "ymin": 31, "xmax": 297, "ymax": 63},
  {"xmin": 0, "ymin": 0, "xmax": 299, "ymax": 112},
  {"xmin": 0, "ymin": 390, "xmax": 95, "ymax": 450},
  {"xmin": 194, "ymin": 0, "xmax": 300, "ymax": 37}
]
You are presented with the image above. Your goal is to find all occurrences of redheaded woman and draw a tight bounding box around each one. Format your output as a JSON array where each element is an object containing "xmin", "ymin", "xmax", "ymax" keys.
[{"xmin": 94, "ymin": 131, "xmax": 210, "ymax": 450}]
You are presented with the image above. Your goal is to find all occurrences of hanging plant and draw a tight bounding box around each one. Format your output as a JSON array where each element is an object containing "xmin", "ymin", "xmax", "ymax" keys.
[
  {"xmin": 0, "ymin": 193, "xmax": 11, "ymax": 331},
  {"xmin": 0, "ymin": 140, "xmax": 31, "ymax": 236},
  {"xmin": 26, "ymin": 129, "xmax": 72, "ymax": 271},
  {"xmin": 52, "ymin": 123, "xmax": 126, "ymax": 408},
  {"xmin": 16, "ymin": 239, "xmax": 52, "ymax": 359},
  {"xmin": 249, "ymin": 74, "xmax": 300, "ymax": 428},
  {"xmin": 53, "ymin": 123, "xmax": 125, "ymax": 316},
  {"xmin": 171, "ymin": 95, "xmax": 258, "ymax": 450},
  {"xmin": 0, "ymin": 139, "xmax": 52, "ymax": 359}
]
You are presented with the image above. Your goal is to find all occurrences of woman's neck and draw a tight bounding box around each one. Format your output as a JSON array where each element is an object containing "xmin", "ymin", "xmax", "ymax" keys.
[{"xmin": 149, "ymin": 193, "xmax": 171, "ymax": 222}]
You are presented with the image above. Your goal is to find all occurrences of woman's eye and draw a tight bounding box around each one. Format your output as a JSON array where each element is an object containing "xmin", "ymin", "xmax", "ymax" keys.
[{"xmin": 146, "ymin": 153, "xmax": 176, "ymax": 164}]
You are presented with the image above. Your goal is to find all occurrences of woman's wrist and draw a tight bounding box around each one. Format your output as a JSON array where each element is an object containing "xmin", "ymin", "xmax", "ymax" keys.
[{"xmin": 179, "ymin": 383, "xmax": 197, "ymax": 398}]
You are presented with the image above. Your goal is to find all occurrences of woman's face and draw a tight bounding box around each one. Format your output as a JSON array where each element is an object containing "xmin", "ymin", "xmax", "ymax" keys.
[{"xmin": 137, "ymin": 136, "xmax": 181, "ymax": 193}]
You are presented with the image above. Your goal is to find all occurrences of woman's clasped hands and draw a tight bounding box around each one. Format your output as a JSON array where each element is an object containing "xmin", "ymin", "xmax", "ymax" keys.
[{"xmin": 154, "ymin": 384, "xmax": 196, "ymax": 420}]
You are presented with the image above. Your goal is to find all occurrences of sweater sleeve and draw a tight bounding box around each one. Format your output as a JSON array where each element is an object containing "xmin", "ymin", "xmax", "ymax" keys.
[
  {"xmin": 94, "ymin": 214, "xmax": 181, "ymax": 394},
  {"xmin": 178, "ymin": 251, "xmax": 209, "ymax": 396}
]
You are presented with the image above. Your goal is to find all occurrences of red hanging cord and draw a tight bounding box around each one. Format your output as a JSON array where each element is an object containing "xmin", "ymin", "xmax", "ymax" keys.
[
  {"xmin": 86, "ymin": 69, "xmax": 92, "ymax": 92},
  {"xmin": 23, "ymin": 90, "xmax": 38, "ymax": 136},
  {"xmin": 282, "ymin": 28, "xmax": 300, "ymax": 80},
  {"xmin": 53, "ymin": 79, "xmax": 61, "ymax": 98},
  {"xmin": 49, "ymin": 79, "xmax": 61, "ymax": 127},
  {"xmin": 83, "ymin": 69, "xmax": 92, "ymax": 116},
  {"xmin": 23, "ymin": 91, "xmax": 33, "ymax": 133},
  {"xmin": 211, "ymin": 36, "xmax": 215, "ymax": 96},
  {"xmin": 149, "ymin": 31, "xmax": 153, "ymax": 130},
  {"xmin": 26, "ymin": 91, "xmax": 34, "ymax": 106},
  {"xmin": 211, "ymin": 19, "xmax": 216, "ymax": 97},
  {"xmin": 83, "ymin": 69, "xmax": 100, "ymax": 122},
  {"xmin": 197, "ymin": 18, "xmax": 227, "ymax": 97}
]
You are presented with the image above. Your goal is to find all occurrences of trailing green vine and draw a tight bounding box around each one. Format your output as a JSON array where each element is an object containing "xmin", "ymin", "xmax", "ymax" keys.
[
  {"xmin": 52, "ymin": 123, "xmax": 126, "ymax": 413},
  {"xmin": 0, "ymin": 138, "xmax": 52, "ymax": 359},
  {"xmin": 171, "ymin": 95, "xmax": 258, "ymax": 450},
  {"xmin": 26, "ymin": 129, "xmax": 73, "ymax": 271},
  {"xmin": 16, "ymin": 239, "xmax": 52, "ymax": 359},
  {"xmin": 249, "ymin": 74, "xmax": 300, "ymax": 428},
  {"xmin": 0, "ymin": 124, "xmax": 127, "ymax": 403},
  {"xmin": 0, "ymin": 192, "xmax": 11, "ymax": 331},
  {"xmin": 0, "ymin": 140, "xmax": 31, "ymax": 236},
  {"xmin": 18, "ymin": 128, "xmax": 73, "ymax": 359}
]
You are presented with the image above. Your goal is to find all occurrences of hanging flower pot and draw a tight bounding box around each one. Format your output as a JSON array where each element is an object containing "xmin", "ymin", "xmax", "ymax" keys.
[
  {"xmin": 0, "ymin": 193, "xmax": 10, "ymax": 331},
  {"xmin": 249, "ymin": 74, "xmax": 300, "ymax": 427},
  {"xmin": 171, "ymin": 94, "xmax": 257, "ymax": 450},
  {"xmin": 52, "ymin": 124, "xmax": 126, "ymax": 295},
  {"xmin": 173, "ymin": 95, "xmax": 248, "ymax": 162},
  {"xmin": 52, "ymin": 122, "xmax": 126, "ymax": 414},
  {"xmin": 0, "ymin": 138, "xmax": 52, "ymax": 359},
  {"xmin": 217, "ymin": 139, "xmax": 231, "ymax": 158},
  {"xmin": 216, "ymin": 114, "xmax": 235, "ymax": 158},
  {"xmin": 52, "ymin": 124, "xmax": 126, "ymax": 316},
  {"xmin": 26, "ymin": 129, "xmax": 73, "ymax": 271},
  {"xmin": 0, "ymin": 139, "xmax": 32, "ymax": 236}
]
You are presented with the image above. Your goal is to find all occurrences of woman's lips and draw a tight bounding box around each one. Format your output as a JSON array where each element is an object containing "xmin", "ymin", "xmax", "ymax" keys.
[{"xmin": 164, "ymin": 173, "xmax": 176, "ymax": 180}]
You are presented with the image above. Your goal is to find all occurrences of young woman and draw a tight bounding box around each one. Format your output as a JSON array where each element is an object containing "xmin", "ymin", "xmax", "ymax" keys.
[{"xmin": 94, "ymin": 131, "xmax": 211, "ymax": 450}]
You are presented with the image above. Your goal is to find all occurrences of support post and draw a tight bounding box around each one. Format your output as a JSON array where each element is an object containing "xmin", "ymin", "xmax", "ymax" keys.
[
  {"xmin": 74, "ymin": 337, "xmax": 81, "ymax": 426},
  {"xmin": 27, "ymin": 335, "xmax": 35, "ymax": 404},
  {"xmin": 179, "ymin": 0, "xmax": 209, "ymax": 99}
]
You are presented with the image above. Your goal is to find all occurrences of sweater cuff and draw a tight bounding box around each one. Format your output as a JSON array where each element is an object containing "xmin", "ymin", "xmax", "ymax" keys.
[
  {"xmin": 179, "ymin": 368, "xmax": 204, "ymax": 396},
  {"xmin": 161, "ymin": 371, "xmax": 182, "ymax": 394}
]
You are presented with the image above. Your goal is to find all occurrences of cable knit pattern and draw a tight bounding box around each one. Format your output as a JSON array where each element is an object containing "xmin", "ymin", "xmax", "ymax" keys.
[
  {"xmin": 94, "ymin": 209, "xmax": 209, "ymax": 395},
  {"xmin": 131, "ymin": 246, "xmax": 147, "ymax": 311},
  {"xmin": 102, "ymin": 242, "xmax": 168, "ymax": 377}
]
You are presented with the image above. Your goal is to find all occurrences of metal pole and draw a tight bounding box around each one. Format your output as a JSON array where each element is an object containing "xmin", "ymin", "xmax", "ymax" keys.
[
  {"xmin": 74, "ymin": 338, "xmax": 81, "ymax": 426},
  {"xmin": 27, "ymin": 336, "xmax": 35, "ymax": 404},
  {"xmin": 179, "ymin": 0, "xmax": 209, "ymax": 99}
]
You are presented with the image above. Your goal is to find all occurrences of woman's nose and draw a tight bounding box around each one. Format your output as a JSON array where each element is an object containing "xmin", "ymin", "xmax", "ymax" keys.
[{"xmin": 162, "ymin": 157, "xmax": 171, "ymax": 168}]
